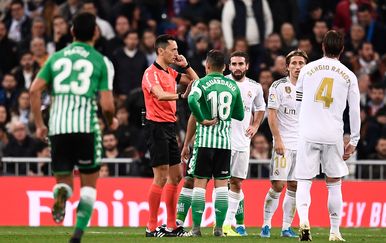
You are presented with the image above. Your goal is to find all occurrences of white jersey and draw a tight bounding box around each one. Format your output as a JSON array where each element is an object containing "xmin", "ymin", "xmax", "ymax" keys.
[
  {"xmin": 296, "ymin": 57, "xmax": 361, "ymax": 146},
  {"xmin": 227, "ymin": 75, "xmax": 266, "ymax": 151},
  {"xmin": 268, "ymin": 77, "xmax": 299, "ymax": 150}
]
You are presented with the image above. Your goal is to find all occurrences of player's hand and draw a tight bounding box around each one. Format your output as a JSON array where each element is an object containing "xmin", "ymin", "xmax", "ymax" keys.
[
  {"xmin": 200, "ymin": 118, "xmax": 218, "ymax": 126},
  {"xmin": 274, "ymin": 139, "xmax": 285, "ymax": 155},
  {"xmin": 181, "ymin": 145, "xmax": 190, "ymax": 163},
  {"xmin": 109, "ymin": 118, "xmax": 119, "ymax": 131},
  {"xmin": 36, "ymin": 125, "xmax": 48, "ymax": 141},
  {"xmin": 245, "ymin": 125, "xmax": 258, "ymax": 138},
  {"xmin": 174, "ymin": 55, "xmax": 188, "ymax": 68},
  {"xmin": 182, "ymin": 80, "xmax": 193, "ymax": 99},
  {"xmin": 343, "ymin": 143, "xmax": 356, "ymax": 161}
]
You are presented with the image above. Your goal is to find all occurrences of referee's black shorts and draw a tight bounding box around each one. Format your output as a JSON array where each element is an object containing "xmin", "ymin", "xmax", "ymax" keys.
[{"xmin": 145, "ymin": 120, "xmax": 180, "ymax": 167}]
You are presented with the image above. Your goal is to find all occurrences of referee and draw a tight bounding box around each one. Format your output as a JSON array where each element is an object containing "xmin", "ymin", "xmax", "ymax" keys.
[{"xmin": 141, "ymin": 34, "xmax": 198, "ymax": 237}]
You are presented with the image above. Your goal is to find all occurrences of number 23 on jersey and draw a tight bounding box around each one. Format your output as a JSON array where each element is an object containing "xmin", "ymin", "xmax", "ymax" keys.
[{"xmin": 53, "ymin": 57, "xmax": 93, "ymax": 95}]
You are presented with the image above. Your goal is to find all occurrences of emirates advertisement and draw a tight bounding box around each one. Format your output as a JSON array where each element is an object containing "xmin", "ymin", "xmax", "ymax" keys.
[{"xmin": 1, "ymin": 177, "xmax": 386, "ymax": 227}]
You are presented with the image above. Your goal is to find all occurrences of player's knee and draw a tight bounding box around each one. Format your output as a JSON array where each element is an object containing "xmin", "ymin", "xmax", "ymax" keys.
[
  {"xmin": 183, "ymin": 178, "xmax": 194, "ymax": 189},
  {"xmin": 287, "ymin": 181, "xmax": 297, "ymax": 191},
  {"xmin": 271, "ymin": 181, "xmax": 285, "ymax": 192},
  {"xmin": 230, "ymin": 178, "xmax": 242, "ymax": 191}
]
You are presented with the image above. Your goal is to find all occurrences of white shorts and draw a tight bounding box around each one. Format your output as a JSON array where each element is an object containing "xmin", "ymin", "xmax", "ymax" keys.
[
  {"xmin": 295, "ymin": 139, "xmax": 348, "ymax": 179},
  {"xmin": 269, "ymin": 149, "xmax": 296, "ymax": 181},
  {"xmin": 230, "ymin": 149, "xmax": 249, "ymax": 179}
]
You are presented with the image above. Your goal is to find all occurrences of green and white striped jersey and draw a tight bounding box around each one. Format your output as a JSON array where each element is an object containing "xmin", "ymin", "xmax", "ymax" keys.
[
  {"xmin": 188, "ymin": 72, "xmax": 244, "ymax": 149},
  {"xmin": 37, "ymin": 42, "xmax": 114, "ymax": 135}
]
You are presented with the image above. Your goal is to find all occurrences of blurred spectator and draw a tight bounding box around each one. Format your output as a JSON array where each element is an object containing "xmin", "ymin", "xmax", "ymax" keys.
[
  {"xmin": 185, "ymin": 20, "xmax": 208, "ymax": 57},
  {"xmin": 188, "ymin": 35, "xmax": 210, "ymax": 78},
  {"xmin": 271, "ymin": 55, "xmax": 287, "ymax": 80},
  {"xmin": 99, "ymin": 163, "xmax": 110, "ymax": 177},
  {"xmin": 121, "ymin": 146, "xmax": 143, "ymax": 176},
  {"xmin": 280, "ymin": 22, "xmax": 298, "ymax": 54},
  {"xmin": 260, "ymin": 33, "xmax": 284, "ymax": 70},
  {"xmin": 0, "ymin": 21, "xmax": 18, "ymax": 77},
  {"xmin": 351, "ymin": 41, "xmax": 379, "ymax": 76},
  {"xmin": 107, "ymin": 15, "xmax": 130, "ymax": 57},
  {"xmin": 267, "ymin": 0, "xmax": 299, "ymax": 33},
  {"xmin": 0, "ymin": 105, "xmax": 10, "ymax": 127},
  {"xmin": 310, "ymin": 19, "xmax": 329, "ymax": 58},
  {"xmin": 55, "ymin": 0, "xmax": 83, "ymax": 24},
  {"xmin": 231, "ymin": 37, "xmax": 249, "ymax": 53},
  {"xmin": 0, "ymin": 124, "xmax": 8, "ymax": 158},
  {"xmin": 3, "ymin": 120, "xmax": 38, "ymax": 175},
  {"xmin": 222, "ymin": 0, "xmax": 273, "ymax": 73},
  {"xmin": 357, "ymin": 3, "xmax": 386, "ymax": 55},
  {"xmin": 20, "ymin": 16, "xmax": 52, "ymax": 53},
  {"xmin": 365, "ymin": 82, "xmax": 385, "ymax": 117},
  {"xmin": 250, "ymin": 132, "xmax": 271, "ymax": 178},
  {"xmin": 102, "ymin": 131, "xmax": 125, "ymax": 176},
  {"xmin": 5, "ymin": 0, "xmax": 32, "ymax": 43},
  {"xmin": 51, "ymin": 15, "xmax": 72, "ymax": 52},
  {"xmin": 12, "ymin": 51, "xmax": 39, "ymax": 90},
  {"xmin": 36, "ymin": 140, "xmax": 50, "ymax": 176},
  {"xmin": 0, "ymin": 73, "xmax": 19, "ymax": 109},
  {"xmin": 179, "ymin": 0, "xmax": 214, "ymax": 24},
  {"xmin": 378, "ymin": 54, "xmax": 386, "ymax": 85},
  {"xmin": 140, "ymin": 29, "xmax": 156, "ymax": 66},
  {"xmin": 110, "ymin": 0, "xmax": 154, "ymax": 34},
  {"xmin": 10, "ymin": 89, "xmax": 32, "ymax": 128},
  {"xmin": 333, "ymin": 0, "xmax": 369, "ymax": 33},
  {"xmin": 208, "ymin": 19, "xmax": 226, "ymax": 52},
  {"xmin": 82, "ymin": 0, "xmax": 115, "ymax": 40},
  {"xmin": 344, "ymin": 23, "xmax": 366, "ymax": 59},
  {"xmin": 360, "ymin": 137, "xmax": 386, "ymax": 179},
  {"xmin": 222, "ymin": 0, "xmax": 273, "ymax": 51},
  {"xmin": 258, "ymin": 67, "xmax": 274, "ymax": 102},
  {"xmin": 250, "ymin": 132, "xmax": 271, "ymax": 159},
  {"xmin": 30, "ymin": 37, "xmax": 49, "ymax": 68},
  {"xmin": 299, "ymin": 2, "xmax": 326, "ymax": 36},
  {"xmin": 112, "ymin": 30, "xmax": 147, "ymax": 104},
  {"xmin": 93, "ymin": 25, "xmax": 109, "ymax": 55},
  {"xmin": 297, "ymin": 36, "xmax": 318, "ymax": 62},
  {"xmin": 358, "ymin": 73, "xmax": 371, "ymax": 106},
  {"xmin": 115, "ymin": 105, "xmax": 145, "ymax": 153}
]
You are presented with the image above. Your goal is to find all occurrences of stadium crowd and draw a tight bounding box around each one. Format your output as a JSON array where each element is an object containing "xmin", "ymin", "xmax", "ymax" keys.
[{"xmin": 0, "ymin": 0, "xmax": 385, "ymax": 178}]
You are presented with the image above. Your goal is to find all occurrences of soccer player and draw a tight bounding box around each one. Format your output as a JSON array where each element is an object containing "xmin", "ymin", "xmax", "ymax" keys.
[
  {"xmin": 141, "ymin": 34, "xmax": 199, "ymax": 237},
  {"xmin": 188, "ymin": 50, "xmax": 244, "ymax": 237},
  {"xmin": 30, "ymin": 12, "xmax": 117, "ymax": 243},
  {"xmin": 222, "ymin": 51, "xmax": 265, "ymax": 236},
  {"xmin": 260, "ymin": 49, "xmax": 308, "ymax": 238},
  {"xmin": 295, "ymin": 30, "xmax": 360, "ymax": 241},
  {"xmin": 176, "ymin": 51, "xmax": 265, "ymax": 236}
]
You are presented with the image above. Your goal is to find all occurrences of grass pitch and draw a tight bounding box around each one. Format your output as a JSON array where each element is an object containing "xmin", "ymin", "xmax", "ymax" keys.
[{"xmin": 0, "ymin": 226, "xmax": 385, "ymax": 243}]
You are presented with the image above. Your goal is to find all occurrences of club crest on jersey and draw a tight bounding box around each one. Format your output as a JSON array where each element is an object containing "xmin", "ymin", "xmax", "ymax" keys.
[
  {"xmin": 285, "ymin": 86, "xmax": 291, "ymax": 94},
  {"xmin": 248, "ymin": 91, "xmax": 252, "ymax": 98}
]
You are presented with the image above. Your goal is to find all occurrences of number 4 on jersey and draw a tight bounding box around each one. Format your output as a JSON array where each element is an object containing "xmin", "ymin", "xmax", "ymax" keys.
[{"xmin": 315, "ymin": 77, "xmax": 334, "ymax": 108}]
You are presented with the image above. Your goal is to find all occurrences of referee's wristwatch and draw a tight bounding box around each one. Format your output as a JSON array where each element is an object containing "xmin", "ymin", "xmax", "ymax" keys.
[{"xmin": 178, "ymin": 93, "xmax": 183, "ymax": 99}]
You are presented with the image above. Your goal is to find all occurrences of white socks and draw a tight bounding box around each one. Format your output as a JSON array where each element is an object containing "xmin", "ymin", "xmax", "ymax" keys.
[
  {"xmin": 224, "ymin": 190, "xmax": 241, "ymax": 225},
  {"xmin": 282, "ymin": 189, "xmax": 296, "ymax": 230},
  {"xmin": 327, "ymin": 181, "xmax": 342, "ymax": 234},
  {"xmin": 263, "ymin": 188, "xmax": 281, "ymax": 227},
  {"xmin": 296, "ymin": 180, "xmax": 312, "ymax": 227}
]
